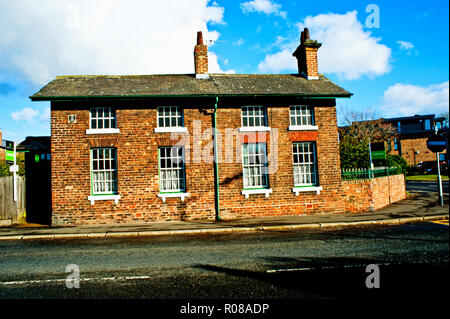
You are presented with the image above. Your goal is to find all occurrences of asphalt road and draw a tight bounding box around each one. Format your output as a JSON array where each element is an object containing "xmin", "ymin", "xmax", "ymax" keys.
[
  {"xmin": 406, "ymin": 180, "xmax": 449, "ymax": 194},
  {"xmin": 0, "ymin": 221, "xmax": 448, "ymax": 312}
]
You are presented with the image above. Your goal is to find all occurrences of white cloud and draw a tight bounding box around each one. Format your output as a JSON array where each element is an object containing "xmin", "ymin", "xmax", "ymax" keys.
[
  {"xmin": 0, "ymin": 0, "xmax": 230, "ymax": 85},
  {"xmin": 235, "ymin": 38, "xmax": 245, "ymax": 46},
  {"xmin": 258, "ymin": 11, "xmax": 392, "ymax": 80},
  {"xmin": 11, "ymin": 107, "xmax": 39, "ymax": 123},
  {"xmin": 40, "ymin": 106, "xmax": 51, "ymax": 121},
  {"xmin": 258, "ymin": 48, "xmax": 296, "ymax": 73},
  {"xmin": 240, "ymin": 0, "xmax": 287, "ymax": 19},
  {"xmin": 397, "ymin": 41, "xmax": 414, "ymax": 51},
  {"xmin": 380, "ymin": 81, "xmax": 449, "ymax": 117}
]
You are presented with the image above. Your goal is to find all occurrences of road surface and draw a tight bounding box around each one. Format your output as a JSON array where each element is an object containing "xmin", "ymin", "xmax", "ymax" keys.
[{"xmin": 0, "ymin": 221, "xmax": 448, "ymax": 310}]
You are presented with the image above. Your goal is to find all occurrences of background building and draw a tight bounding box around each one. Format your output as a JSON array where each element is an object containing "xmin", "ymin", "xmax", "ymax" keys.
[{"xmin": 384, "ymin": 114, "xmax": 448, "ymax": 166}]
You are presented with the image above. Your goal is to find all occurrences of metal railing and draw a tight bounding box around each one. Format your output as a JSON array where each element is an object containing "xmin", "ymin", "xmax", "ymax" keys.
[{"xmin": 341, "ymin": 167, "xmax": 402, "ymax": 180}]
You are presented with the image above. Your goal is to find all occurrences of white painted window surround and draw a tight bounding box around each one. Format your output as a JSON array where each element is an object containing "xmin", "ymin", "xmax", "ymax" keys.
[
  {"xmin": 86, "ymin": 128, "xmax": 120, "ymax": 134},
  {"xmin": 89, "ymin": 107, "xmax": 117, "ymax": 131},
  {"xmin": 292, "ymin": 186, "xmax": 322, "ymax": 195},
  {"xmin": 158, "ymin": 192, "xmax": 190, "ymax": 202},
  {"xmin": 88, "ymin": 194, "xmax": 121, "ymax": 205},
  {"xmin": 289, "ymin": 105, "xmax": 315, "ymax": 129}
]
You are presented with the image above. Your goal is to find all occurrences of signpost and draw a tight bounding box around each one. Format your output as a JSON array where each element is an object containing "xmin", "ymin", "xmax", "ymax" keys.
[
  {"xmin": 5, "ymin": 140, "xmax": 14, "ymax": 164},
  {"xmin": 4, "ymin": 140, "xmax": 18, "ymax": 202},
  {"xmin": 426, "ymin": 131, "xmax": 448, "ymax": 207}
]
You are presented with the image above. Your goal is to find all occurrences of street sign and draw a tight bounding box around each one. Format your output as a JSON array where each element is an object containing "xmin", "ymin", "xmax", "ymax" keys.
[
  {"xmin": 371, "ymin": 150, "xmax": 386, "ymax": 160},
  {"xmin": 5, "ymin": 140, "xmax": 14, "ymax": 164},
  {"xmin": 427, "ymin": 134, "xmax": 447, "ymax": 153},
  {"xmin": 370, "ymin": 142, "xmax": 386, "ymax": 160}
]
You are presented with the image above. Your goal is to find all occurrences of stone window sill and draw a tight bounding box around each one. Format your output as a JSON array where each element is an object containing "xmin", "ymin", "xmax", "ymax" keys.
[
  {"xmin": 242, "ymin": 188, "xmax": 272, "ymax": 199},
  {"xmin": 88, "ymin": 194, "xmax": 121, "ymax": 205},
  {"xmin": 154, "ymin": 127, "xmax": 188, "ymax": 133},
  {"xmin": 238, "ymin": 127, "xmax": 271, "ymax": 132},
  {"xmin": 86, "ymin": 128, "xmax": 120, "ymax": 135},
  {"xmin": 292, "ymin": 186, "xmax": 322, "ymax": 195},
  {"xmin": 288, "ymin": 125, "xmax": 318, "ymax": 131},
  {"xmin": 158, "ymin": 192, "xmax": 190, "ymax": 202}
]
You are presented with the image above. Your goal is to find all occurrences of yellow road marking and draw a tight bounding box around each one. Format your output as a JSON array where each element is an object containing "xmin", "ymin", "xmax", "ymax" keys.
[{"xmin": 430, "ymin": 219, "xmax": 449, "ymax": 226}]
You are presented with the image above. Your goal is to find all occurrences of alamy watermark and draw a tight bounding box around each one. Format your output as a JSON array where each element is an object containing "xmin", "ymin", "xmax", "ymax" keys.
[
  {"xmin": 66, "ymin": 264, "xmax": 80, "ymax": 288},
  {"xmin": 365, "ymin": 264, "xmax": 380, "ymax": 289},
  {"xmin": 168, "ymin": 121, "xmax": 279, "ymax": 173},
  {"xmin": 365, "ymin": 4, "xmax": 380, "ymax": 28}
]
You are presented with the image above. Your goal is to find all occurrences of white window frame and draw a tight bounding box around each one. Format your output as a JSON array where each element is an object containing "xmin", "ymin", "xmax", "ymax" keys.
[
  {"xmin": 88, "ymin": 147, "xmax": 120, "ymax": 204},
  {"xmin": 155, "ymin": 106, "xmax": 188, "ymax": 133},
  {"xmin": 288, "ymin": 105, "xmax": 318, "ymax": 131},
  {"xmin": 239, "ymin": 106, "xmax": 271, "ymax": 132},
  {"xmin": 86, "ymin": 107, "xmax": 120, "ymax": 134},
  {"xmin": 241, "ymin": 143, "xmax": 272, "ymax": 198},
  {"xmin": 292, "ymin": 142, "xmax": 321, "ymax": 195},
  {"xmin": 158, "ymin": 146, "xmax": 189, "ymax": 201}
]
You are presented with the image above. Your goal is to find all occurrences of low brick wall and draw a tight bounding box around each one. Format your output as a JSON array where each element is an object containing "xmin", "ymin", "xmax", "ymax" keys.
[{"xmin": 342, "ymin": 174, "xmax": 406, "ymax": 213}]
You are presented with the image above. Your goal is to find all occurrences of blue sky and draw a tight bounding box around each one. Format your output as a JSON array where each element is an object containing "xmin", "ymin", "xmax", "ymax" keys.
[{"xmin": 0, "ymin": 0, "xmax": 448, "ymax": 142}]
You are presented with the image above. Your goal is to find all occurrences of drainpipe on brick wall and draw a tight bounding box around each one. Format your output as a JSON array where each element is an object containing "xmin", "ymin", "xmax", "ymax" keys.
[{"xmin": 213, "ymin": 96, "xmax": 220, "ymax": 221}]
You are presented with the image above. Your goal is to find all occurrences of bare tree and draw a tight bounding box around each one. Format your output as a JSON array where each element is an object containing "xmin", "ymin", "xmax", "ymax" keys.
[{"xmin": 338, "ymin": 106, "xmax": 397, "ymax": 142}]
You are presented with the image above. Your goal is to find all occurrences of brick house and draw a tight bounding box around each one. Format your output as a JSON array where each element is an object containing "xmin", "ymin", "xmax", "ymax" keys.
[
  {"xmin": 383, "ymin": 114, "xmax": 448, "ymax": 166},
  {"xmin": 31, "ymin": 29, "xmax": 356, "ymax": 226}
]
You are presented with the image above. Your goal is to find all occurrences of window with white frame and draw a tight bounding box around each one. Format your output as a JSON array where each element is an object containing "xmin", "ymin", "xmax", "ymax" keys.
[
  {"xmin": 157, "ymin": 106, "xmax": 184, "ymax": 128},
  {"xmin": 290, "ymin": 105, "xmax": 314, "ymax": 126},
  {"xmin": 292, "ymin": 142, "xmax": 317, "ymax": 187},
  {"xmin": 90, "ymin": 107, "xmax": 116, "ymax": 130},
  {"xmin": 241, "ymin": 106, "xmax": 267, "ymax": 128},
  {"xmin": 159, "ymin": 146, "xmax": 186, "ymax": 192},
  {"xmin": 91, "ymin": 148, "xmax": 118, "ymax": 195},
  {"xmin": 242, "ymin": 143, "xmax": 269, "ymax": 189}
]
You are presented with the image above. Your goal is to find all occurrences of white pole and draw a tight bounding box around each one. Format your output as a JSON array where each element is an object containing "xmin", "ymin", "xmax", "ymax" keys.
[
  {"xmin": 437, "ymin": 151, "xmax": 443, "ymax": 206},
  {"xmin": 368, "ymin": 137, "xmax": 374, "ymax": 178},
  {"xmin": 13, "ymin": 140, "xmax": 17, "ymax": 202}
]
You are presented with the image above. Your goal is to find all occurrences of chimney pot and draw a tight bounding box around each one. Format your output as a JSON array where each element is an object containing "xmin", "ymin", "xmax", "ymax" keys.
[
  {"xmin": 197, "ymin": 31, "xmax": 203, "ymax": 45},
  {"xmin": 304, "ymin": 28, "xmax": 310, "ymax": 40}
]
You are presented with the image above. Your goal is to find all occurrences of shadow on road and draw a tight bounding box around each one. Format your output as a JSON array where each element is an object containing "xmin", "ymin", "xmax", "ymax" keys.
[{"xmin": 194, "ymin": 256, "xmax": 449, "ymax": 303}]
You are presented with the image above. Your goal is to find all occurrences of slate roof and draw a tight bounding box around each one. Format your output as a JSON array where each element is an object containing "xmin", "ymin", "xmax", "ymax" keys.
[
  {"xmin": 30, "ymin": 74, "xmax": 351, "ymax": 101},
  {"xmin": 17, "ymin": 136, "xmax": 51, "ymax": 152}
]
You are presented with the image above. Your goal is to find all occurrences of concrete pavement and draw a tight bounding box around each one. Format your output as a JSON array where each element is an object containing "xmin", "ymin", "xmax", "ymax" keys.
[{"xmin": 0, "ymin": 191, "xmax": 447, "ymax": 241}]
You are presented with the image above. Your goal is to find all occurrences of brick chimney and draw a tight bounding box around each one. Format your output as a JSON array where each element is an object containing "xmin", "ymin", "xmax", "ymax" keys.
[
  {"xmin": 292, "ymin": 28, "xmax": 321, "ymax": 80},
  {"xmin": 194, "ymin": 31, "xmax": 209, "ymax": 79}
]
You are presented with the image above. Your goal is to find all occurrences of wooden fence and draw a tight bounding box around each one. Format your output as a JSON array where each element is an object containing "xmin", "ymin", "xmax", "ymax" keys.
[{"xmin": 0, "ymin": 176, "xmax": 26, "ymax": 224}]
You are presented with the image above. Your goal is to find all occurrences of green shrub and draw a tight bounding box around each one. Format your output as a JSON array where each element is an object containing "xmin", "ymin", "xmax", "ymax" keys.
[
  {"xmin": 387, "ymin": 155, "xmax": 408, "ymax": 173},
  {"xmin": 0, "ymin": 160, "xmax": 25, "ymax": 177}
]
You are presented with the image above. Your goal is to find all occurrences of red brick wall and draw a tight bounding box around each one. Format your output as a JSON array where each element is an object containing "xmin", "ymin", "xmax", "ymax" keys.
[
  {"xmin": 50, "ymin": 98, "xmax": 346, "ymax": 225},
  {"xmin": 343, "ymin": 174, "xmax": 406, "ymax": 213},
  {"xmin": 51, "ymin": 98, "xmax": 405, "ymax": 225},
  {"xmin": 216, "ymin": 101, "xmax": 344, "ymax": 220}
]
